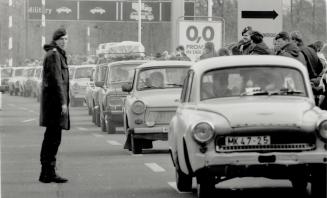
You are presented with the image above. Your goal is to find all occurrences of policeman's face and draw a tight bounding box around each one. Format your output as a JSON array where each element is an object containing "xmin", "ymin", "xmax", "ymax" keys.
[
  {"xmin": 242, "ymin": 31, "xmax": 251, "ymax": 42},
  {"xmin": 55, "ymin": 35, "xmax": 68, "ymax": 50}
]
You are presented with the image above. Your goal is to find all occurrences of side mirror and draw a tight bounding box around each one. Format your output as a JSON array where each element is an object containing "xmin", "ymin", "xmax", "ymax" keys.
[
  {"xmin": 95, "ymin": 81, "xmax": 105, "ymax": 88},
  {"xmin": 122, "ymin": 83, "xmax": 132, "ymax": 92}
]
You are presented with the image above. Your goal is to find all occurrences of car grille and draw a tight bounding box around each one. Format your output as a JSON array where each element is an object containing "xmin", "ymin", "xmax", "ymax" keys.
[
  {"xmin": 215, "ymin": 132, "xmax": 316, "ymax": 153},
  {"xmin": 108, "ymin": 96, "xmax": 124, "ymax": 105},
  {"xmin": 145, "ymin": 109, "xmax": 176, "ymax": 124}
]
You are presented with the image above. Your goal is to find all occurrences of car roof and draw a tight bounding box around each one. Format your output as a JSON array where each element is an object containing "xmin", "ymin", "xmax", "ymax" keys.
[
  {"xmin": 136, "ymin": 60, "xmax": 193, "ymax": 69},
  {"xmin": 191, "ymin": 55, "xmax": 307, "ymax": 73},
  {"xmin": 107, "ymin": 60, "xmax": 148, "ymax": 67}
]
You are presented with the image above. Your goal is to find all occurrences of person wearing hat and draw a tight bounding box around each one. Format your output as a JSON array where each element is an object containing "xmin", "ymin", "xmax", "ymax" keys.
[
  {"xmin": 39, "ymin": 28, "xmax": 70, "ymax": 183},
  {"xmin": 249, "ymin": 31, "xmax": 272, "ymax": 55},
  {"xmin": 237, "ymin": 26, "xmax": 254, "ymax": 55}
]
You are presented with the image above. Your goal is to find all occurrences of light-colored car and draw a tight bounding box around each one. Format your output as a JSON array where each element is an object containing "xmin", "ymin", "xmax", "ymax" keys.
[
  {"xmin": 69, "ymin": 65, "xmax": 95, "ymax": 107},
  {"xmin": 90, "ymin": 7, "xmax": 106, "ymax": 15},
  {"xmin": 122, "ymin": 61, "xmax": 192, "ymax": 154},
  {"xmin": 0, "ymin": 67, "xmax": 13, "ymax": 93},
  {"xmin": 8, "ymin": 67, "xmax": 25, "ymax": 96},
  {"xmin": 98, "ymin": 60, "xmax": 148, "ymax": 133},
  {"xmin": 168, "ymin": 55, "xmax": 327, "ymax": 198}
]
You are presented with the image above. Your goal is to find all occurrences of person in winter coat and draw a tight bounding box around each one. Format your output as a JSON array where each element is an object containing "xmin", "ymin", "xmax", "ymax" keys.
[
  {"xmin": 174, "ymin": 45, "xmax": 191, "ymax": 61},
  {"xmin": 275, "ymin": 31, "xmax": 307, "ymax": 67},
  {"xmin": 290, "ymin": 31, "xmax": 323, "ymax": 79},
  {"xmin": 199, "ymin": 42, "xmax": 217, "ymax": 60},
  {"xmin": 39, "ymin": 28, "xmax": 70, "ymax": 183},
  {"xmin": 249, "ymin": 31, "xmax": 272, "ymax": 55},
  {"xmin": 237, "ymin": 26, "xmax": 254, "ymax": 55}
]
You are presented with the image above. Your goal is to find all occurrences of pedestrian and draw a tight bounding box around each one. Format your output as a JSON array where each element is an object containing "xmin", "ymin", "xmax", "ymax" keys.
[
  {"xmin": 274, "ymin": 31, "xmax": 307, "ymax": 66},
  {"xmin": 290, "ymin": 31, "xmax": 323, "ymax": 79},
  {"xmin": 39, "ymin": 28, "xmax": 70, "ymax": 183},
  {"xmin": 175, "ymin": 45, "xmax": 191, "ymax": 61},
  {"xmin": 248, "ymin": 31, "xmax": 272, "ymax": 55},
  {"xmin": 199, "ymin": 42, "xmax": 217, "ymax": 60},
  {"xmin": 237, "ymin": 26, "xmax": 254, "ymax": 55}
]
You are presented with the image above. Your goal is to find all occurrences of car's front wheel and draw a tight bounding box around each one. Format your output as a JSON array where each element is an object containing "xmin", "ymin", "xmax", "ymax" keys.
[
  {"xmin": 176, "ymin": 168, "xmax": 192, "ymax": 192},
  {"xmin": 131, "ymin": 134, "xmax": 142, "ymax": 154},
  {"xmin": 311, "ymin": 164, "xmax": 327, "ymax": 198},
  {"xmin": 105, "ymin": 114, "xmax": 116, "ymax": 134},
  {"xmin": 196, "ymin": 175, "xmax": 215, "ymax": 198}
]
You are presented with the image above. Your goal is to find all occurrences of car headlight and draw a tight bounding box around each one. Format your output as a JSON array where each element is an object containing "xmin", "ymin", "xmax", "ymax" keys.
[
  {"xmin": 131, "ymin": 100, "xmax": 146, "ymax": 115},
  {"xmin": 318, "ymin": 120, "xmax": 327, "ymax": 140},
  {"xmin": 192, "ymin": 122, "xmax": 214, "ymax": 144}
]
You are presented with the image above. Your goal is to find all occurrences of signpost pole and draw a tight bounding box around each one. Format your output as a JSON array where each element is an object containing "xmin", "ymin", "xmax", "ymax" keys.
[{"xmin": 138, "ymin": 0, "xmax": 142, "ymax": 43}]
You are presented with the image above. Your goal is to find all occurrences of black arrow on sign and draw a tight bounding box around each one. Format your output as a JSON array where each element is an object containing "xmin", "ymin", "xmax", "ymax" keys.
[{"xmin": 242, "ymin": 10, "xmax": 278, "ymax": 20}]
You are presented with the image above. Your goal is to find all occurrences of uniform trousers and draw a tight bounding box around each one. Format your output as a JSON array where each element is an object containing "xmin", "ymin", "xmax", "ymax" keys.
[{"xmin": 40, "ymin": 126, "xmax": 62, "ymax": 166}]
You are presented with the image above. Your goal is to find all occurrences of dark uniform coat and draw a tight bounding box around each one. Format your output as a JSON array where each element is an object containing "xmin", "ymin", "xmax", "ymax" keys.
[{"xmin": 39, "ymin": 42, "xmax": 70, "ymax": 130}]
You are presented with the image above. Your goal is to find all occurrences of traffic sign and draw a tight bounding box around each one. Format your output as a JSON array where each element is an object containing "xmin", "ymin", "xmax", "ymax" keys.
[
  {"xmin": 178, "ymin": 18, "xmax": 224, "ymax": 61},
  {"xmin": 238, "ymin": 0, "xmax": 282, "ymax": 48}
]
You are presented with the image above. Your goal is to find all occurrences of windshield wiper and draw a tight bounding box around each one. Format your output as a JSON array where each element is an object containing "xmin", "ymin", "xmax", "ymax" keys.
[
  {"xmin": 166, "ymin": 83, "xmax": 183, "ymax": 87},
  {"xmin": 140, "ymin": 85, "xmax": 164, "ymax": 90},
  {"xmin": 240, "ymin": 90, "xmax": 269, "ymax": 96},
  {"xmin": 269, "ymin": 88, "xmax": 303, "ymax": 95}
]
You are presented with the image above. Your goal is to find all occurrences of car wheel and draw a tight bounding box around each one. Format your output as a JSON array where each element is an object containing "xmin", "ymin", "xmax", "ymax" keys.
[
  {"xmin": 196, "ymin": 176, "xmax": 215, "ymax": 198},
  {"xmin": 106, "ymin": 115, "xmax": 116, "ymax": 134},
  {"xmin": 311, "ymin": 164, "xmax": 327, "ymax": 198},
  {"xmin": 100, "ymin": 116, "xmax": 106, "ymax": 132},
  {"xmin": 176, "ymin": 168, "xmax": 192, "ymax": 192},
  {"xmin": 92, "ymin": 108, "xmax": 96, "ymax": 123},
  {"xmin": 96, "ymin": 110, "xmax": 101, "ymax": 127},
  {"xmin": 131, "ymin": 134, "xmax": 142, "ymax": 154}
]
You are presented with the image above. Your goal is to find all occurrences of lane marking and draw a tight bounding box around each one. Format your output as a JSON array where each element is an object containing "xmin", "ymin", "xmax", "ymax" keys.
[
  {"xmin": 92, "ymin": 134, "xmax": 104, "ymax": 138},
  {"xmin": 168, "ymin": 182, "xmax": 192, "ymax": 194},
  {"xmin": 76, "ymin": 127, "xmax": 88, "ymax": 131},
  {"xmin": 145, "ymin": 163, "xmax": 166, "ymax": 173},
  {"xmin": 21, "ymin": 118, "xmax": 36, "ymax": 123},
  {"xmin": 106, "ymin": 140, "xmax": 122, "ymax": 146}
]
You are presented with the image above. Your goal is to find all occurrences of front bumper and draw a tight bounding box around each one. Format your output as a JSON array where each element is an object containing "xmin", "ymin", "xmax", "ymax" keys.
[{"xmin": 132, "ymin": 126, "xmax": 169, "ymax": 141}]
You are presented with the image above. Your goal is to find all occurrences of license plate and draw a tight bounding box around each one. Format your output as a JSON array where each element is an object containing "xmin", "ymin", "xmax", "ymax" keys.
[{"xmin": 225, "ymin": 136, "xmax": 271, "ymax": 146}]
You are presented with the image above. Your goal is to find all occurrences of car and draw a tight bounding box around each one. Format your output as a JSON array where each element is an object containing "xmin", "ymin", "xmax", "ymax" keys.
[
  {"xmin": 69, "ymin": 65, "xmax": 95, "ymax": 107},
  {"xmin": 122, "ymin": 61, "xmax": 192, "ymax": 154},
  {"xmin": 0, "ymin": 67, "xmax": 13, "ymax": 93},
  {"xmin": 56, "ymin": 7, "xmax": 72, "ymax": 14},
  {"xmin": 98, "ymin": 60, "xmax": 148, "ymax": 133},
  {"xmin": 90, "ymin": 7, "xmax": 106, "ymax": 15},
  {"xmin": 168, "ymin": 55, "xmax": 327, "ymax": 198},
  {"xmin": 8, "ymin": 67, "xmax": 25, "ymax": 96}
]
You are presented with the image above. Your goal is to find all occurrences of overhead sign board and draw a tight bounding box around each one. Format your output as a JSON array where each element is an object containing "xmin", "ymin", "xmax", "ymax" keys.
[
  {"xmin": 238, "ymin": 0, "xmax": 282, "ymax": 48},
  {"xmin": 178, "ymin": 19, "xmax": 224, "ymax": 61},
  {"xmin": 28, "ymin": 0, "xmax": 77, "ymax": 20}
]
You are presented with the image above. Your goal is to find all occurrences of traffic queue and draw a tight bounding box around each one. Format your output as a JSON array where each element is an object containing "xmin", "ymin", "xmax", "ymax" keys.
[{"xmin": 2, "ymin": 38, "xmax": 327, "ymax": 198}]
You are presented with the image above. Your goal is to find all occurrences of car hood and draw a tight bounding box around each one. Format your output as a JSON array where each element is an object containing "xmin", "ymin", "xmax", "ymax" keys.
[
  {"xmin": 135, "ymin": 89, "xmax": 181, "ymax": 107},
  {"xmin": 198, "ymin": 97, "xmax": 315, "ymax": 127}
]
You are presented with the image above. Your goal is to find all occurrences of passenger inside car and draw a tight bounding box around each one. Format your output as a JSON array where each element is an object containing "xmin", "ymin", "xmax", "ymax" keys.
[{"xmin": 147, "ymin": 71, "xmax": 164, "ymax": 88}]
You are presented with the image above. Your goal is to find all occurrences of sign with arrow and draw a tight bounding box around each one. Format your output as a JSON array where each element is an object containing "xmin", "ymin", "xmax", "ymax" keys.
[{"xmin": 238, "ymin": 0, "xmax": 282, "ymax": 48}]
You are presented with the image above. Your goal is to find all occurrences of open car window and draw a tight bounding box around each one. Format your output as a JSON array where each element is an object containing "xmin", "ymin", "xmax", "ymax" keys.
[{"xmin": 200, "ymin": 66, "xmax": 307, "ymax": 100}]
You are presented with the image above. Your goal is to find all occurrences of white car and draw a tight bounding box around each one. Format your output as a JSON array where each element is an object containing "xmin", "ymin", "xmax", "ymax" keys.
[
  {"xmin": 56, "ymin": 7, "xmax": 72, "ymax": 14},
  {"xmin": 169, "ymin": 55, "xmax": 327, "ymax": 198},
  {"xmin": 122, "ymin": 61, "xmax": 192, "ymax": 154},
  {"xmin": 90, "ymin": 7, "xmax": 106, "ymax": 15}
]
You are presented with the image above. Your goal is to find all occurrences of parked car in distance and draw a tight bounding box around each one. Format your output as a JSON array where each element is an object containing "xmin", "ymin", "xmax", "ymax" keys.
[
  {"xmin": 169, "ymin": 55, "xmax": 327, "ymax": 198},
  {"xmin": 69, "ymin": 65, "xmax": 95, "ymax": 107},
  {"xmin": 8, "ymin": 67, "xmax": 25, "ymax": 96},
  {"xmin": 98, "ymin": 60, "xmax": 148, "ymax": 133},
  {"xmin": 122, "ymin": 61, "xmax": 192, "ymax": 154},
  {"xmin": 0, "ymin": 67, "xmax": 13, "ymax": 92}
]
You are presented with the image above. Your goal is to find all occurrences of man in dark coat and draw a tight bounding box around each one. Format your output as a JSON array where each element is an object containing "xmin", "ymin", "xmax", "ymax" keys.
[
  {"xmin": 237, "ymin": 26, "xmax": 254, "ymax": 55},
  {"xmin": 39, "ymin": 28, "xmax": 70, "ymax": 183},
  {"xmin": 249, "ymin": 31, "xmax": 272, "ymax": 55}
]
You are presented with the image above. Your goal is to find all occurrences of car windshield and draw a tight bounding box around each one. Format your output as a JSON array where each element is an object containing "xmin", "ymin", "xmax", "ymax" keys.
[
  {"xmin": 14, "ymin": 69, "xmax": 24, "ymax": 77},
  {"xmin": 137, "ymin": 66, "xmax": 189, "ymax": 90},
  {"xmin": 200, "ymin": 66, "xmax": 307, "ymax": 100},
  {"xmin": 109, "ymin": 64, "xmax": 138, "ymax": 83},
  {"xmin": 1, "ymin": 68, "xmax": 12, "ymax": 78},
  {"xmin": 75, "ymin": 67, "xmax": 93, "ymax": 79}
]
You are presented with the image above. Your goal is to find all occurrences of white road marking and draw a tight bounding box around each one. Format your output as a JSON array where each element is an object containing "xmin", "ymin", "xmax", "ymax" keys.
[
  {"xmin": 106, "ymin": 140, "xmax": 122, "ymax": 146},
  {"xmin": 145, "ymin": 163, "xmax": 166, "ymax": 173},
  {"xmin": 76, "ymin": 127, "xmax": 88, "ymax": 131},
  {"xmin": 21, "ymin": 118, "xmax": 36, "ymax": 123},
  {"xmin": 92, "ymin": 134, "xmax": 104, "ymax": 138},
  {"xmin": 168, "ymin": 182, "xmax": 192, "ymax": 194}
]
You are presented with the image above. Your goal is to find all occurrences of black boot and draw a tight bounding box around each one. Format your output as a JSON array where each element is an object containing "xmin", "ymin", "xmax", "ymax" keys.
[
  {"xmin": 48, "ymin": 165, "xmax": 68, "ymax": 183},
  {"xmin": 39, "ymin": 165, "xmax": 68, "ymax": 183}
]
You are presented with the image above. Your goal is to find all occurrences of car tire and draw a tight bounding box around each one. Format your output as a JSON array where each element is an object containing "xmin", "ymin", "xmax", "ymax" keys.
[
  {"xmin": 176, "ymin": 168, "xmax": 192, "ymax": 192},
  {"xmin": 92, "ymin": 109, "xmax": 96, "ymax": 123},
  {"xmin": 131, "ymin": 134, "xmax": 142, "ymax": 154},
  {"xmin": 96, "ymin": 111, "xmax": 101, "ymax": 127},
  {"xmin": 196, "ymin": 176, "xmax": 215, "ymax": 198},
  {"xmin": 106, "ymin": 115, "xmax": 116, "ymax": 134},
  {"xmin": 311, "ymin": 164, "xmax": 327, "ymax": 198}
]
